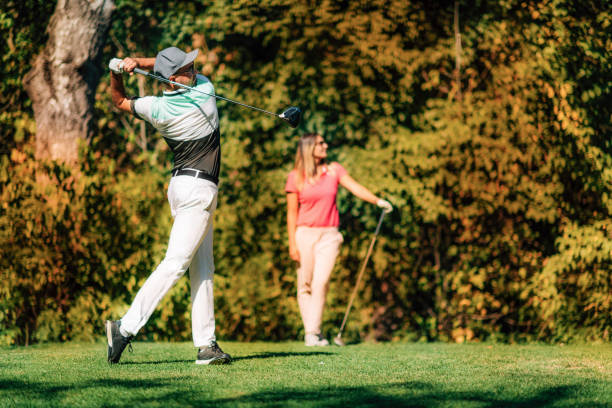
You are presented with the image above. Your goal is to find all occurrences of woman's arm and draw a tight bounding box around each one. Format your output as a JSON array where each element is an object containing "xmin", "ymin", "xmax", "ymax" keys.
[
  {"xmin": 339, "ymin": 171, "xmax": 393, "ymax": 213},
  {"xmin": 339, "ymin": 173, "xmax": 379, "ymax": 204},
  {"xmin": 286, "ymin": 193, "xmax": 300, "ymax": 262}
]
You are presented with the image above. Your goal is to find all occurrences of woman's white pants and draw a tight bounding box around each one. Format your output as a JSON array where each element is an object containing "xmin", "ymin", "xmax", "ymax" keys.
[{"xmin": 295, "ymin": 226, "xmax": 343, "ymax": 335}]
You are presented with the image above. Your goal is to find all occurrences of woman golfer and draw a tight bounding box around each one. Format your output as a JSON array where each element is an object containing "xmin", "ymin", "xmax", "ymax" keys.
[{"xmin": 285, "ymin": 133, "xmax": 392, "ymax": 346}]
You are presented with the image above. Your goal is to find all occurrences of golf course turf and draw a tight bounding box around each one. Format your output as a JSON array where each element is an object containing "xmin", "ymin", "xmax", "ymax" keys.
[{"xmin": 1, "ymin": 341, "xmax": 610, "ymax": 407}]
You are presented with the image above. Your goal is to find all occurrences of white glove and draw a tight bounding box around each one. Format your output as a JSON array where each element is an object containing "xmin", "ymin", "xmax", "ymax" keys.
[
  {"xmin": 377, "ymin": 198, "xmax": 393, "ymax": 213},
  {"xmin": 108, "ymin": 58, "xmax": 124, "ymax": 74}
]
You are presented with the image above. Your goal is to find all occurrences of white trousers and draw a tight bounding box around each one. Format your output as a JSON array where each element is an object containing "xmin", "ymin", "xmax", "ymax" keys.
[
  {"xmin": 295, "ymin": 227, "xmax": 343, "ymax": 335},
  {"xmin": 121, "ymin": 175, "xmax": 218, "ymax": 348}
]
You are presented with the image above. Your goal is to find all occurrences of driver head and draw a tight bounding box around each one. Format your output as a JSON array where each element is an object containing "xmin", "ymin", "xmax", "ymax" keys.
[{"xmin": 279, "ymin": 106, "xmax": 301, "ymax": 128}]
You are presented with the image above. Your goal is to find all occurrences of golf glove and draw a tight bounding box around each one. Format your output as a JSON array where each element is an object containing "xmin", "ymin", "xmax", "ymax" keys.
[
  {"xmin": 377, "ymin": 199, "xmax": 393, "ymax": 213},
  {"xmin": 109, "ymin": 58, "xmax": 124, "ymax": 74}
]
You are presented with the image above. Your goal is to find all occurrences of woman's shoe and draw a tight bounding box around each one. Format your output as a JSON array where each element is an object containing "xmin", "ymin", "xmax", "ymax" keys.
[{"xmin": 305, "ymin": 333, "xmax": 329, "ymax": 346}]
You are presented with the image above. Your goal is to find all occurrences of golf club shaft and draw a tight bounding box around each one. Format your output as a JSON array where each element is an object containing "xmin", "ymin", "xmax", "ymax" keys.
[
  {"xmin": 132, "ymin": 68, "xmax": 280, "ymax": 118},
  {"xmin": 337, "ymin": 210, "xmax": 387, "ymax": 336}
]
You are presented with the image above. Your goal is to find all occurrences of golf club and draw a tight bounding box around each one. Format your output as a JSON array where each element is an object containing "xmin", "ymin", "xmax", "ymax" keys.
[
  {"xmin": 130, "ymin": 66, "xmax": 301, "ymax": 128},
  {"xmin": 334, "ymin": 210, "xmax": 387, "ymax": 346}
]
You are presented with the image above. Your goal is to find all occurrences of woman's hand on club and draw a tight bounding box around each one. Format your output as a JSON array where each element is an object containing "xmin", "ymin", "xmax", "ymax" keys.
[{"xmin": 377, "ymin": 198, "xmax": 393, "ymax": 213}]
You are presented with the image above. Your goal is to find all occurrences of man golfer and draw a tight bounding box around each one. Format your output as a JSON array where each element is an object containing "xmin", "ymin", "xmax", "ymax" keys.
[{"xmin": 105, "ymin": 46, "xmax": 231, "ymax": 365}]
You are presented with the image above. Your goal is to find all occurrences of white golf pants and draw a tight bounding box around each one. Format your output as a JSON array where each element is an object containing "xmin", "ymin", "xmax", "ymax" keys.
[
  {"xmin": 295, "ymin": 226, "xmax": 343, "ymax": 335},
  {"xmin": 121, "ymin": 175, "xmax": 218, "ymax": 348}
]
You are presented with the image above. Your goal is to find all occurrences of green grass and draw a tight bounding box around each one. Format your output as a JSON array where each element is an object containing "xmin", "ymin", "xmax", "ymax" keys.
[{"xmin": 1, "ymin": 341, "xmax": 610, "ymax": 407}]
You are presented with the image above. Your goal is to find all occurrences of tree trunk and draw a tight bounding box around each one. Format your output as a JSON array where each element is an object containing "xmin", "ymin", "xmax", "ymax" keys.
[{"xmin": 23, "ymin": 0, "xmax": 114, "ymax": 162}]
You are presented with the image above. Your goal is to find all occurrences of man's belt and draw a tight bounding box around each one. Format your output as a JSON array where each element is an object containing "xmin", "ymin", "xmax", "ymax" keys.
[{"xmin": 171, "ymin": 168, "xmax": 217, "ymax": 184}]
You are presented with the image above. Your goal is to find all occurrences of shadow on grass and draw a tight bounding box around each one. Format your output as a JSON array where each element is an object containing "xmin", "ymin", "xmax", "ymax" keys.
[
  {"xmin": 207, "ymin": 383, "xmax": 592, "ymax": 408},
  {"xmin": 0, "ymin": 378, "xmax": 607, "ymax": 407},
  {"xmin": 118, "ymin": 351, "xmax": 333, "ymax": 365},
  {"xmin": 232, "ymin": 351, "xmax": 334, "ymax": 362},
  {"xmin": 120, "ymin": 359, "xmax": 194, "ymax": 365}
]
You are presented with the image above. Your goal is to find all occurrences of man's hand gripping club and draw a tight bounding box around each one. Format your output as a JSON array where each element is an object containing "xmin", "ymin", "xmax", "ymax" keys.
[{"xmin": 109, "ymin": 58, "xmax": 141, "ymax": 75}]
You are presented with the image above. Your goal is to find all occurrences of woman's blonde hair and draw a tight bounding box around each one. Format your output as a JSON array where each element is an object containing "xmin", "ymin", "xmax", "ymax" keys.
[{"xmin": 293, "ymin": 133, "xmax": 324, "ymax": 190}]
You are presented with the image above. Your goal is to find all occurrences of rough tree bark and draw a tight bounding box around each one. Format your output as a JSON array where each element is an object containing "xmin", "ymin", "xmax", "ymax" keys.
[{"xmin": 23, "ymin": 0, "xmax": 114, "ymax": 162}]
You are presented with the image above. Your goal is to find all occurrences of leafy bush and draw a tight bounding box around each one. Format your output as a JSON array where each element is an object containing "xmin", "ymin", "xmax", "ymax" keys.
[
  {"xmin": 1, "ymin": 0, "xmax": 610, "ymax": 345},
  {"xmin": 0, "ymin": 144, "xmax": 170, "ymax": 345},
  {"xmin": 530, "ymin": 222, "xmax": 612, "ymax": 342}
]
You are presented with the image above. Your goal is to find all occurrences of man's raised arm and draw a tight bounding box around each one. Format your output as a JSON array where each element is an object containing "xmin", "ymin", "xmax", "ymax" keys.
[{"xmin": 109, "ymin": 57, "xmax": 155, "ymax": 113}]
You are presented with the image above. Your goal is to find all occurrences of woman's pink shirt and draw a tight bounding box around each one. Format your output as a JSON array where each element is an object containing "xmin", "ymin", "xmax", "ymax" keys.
[{"xmin": 285, "ymin": 162, "xmax": 347, "ymax": 227}]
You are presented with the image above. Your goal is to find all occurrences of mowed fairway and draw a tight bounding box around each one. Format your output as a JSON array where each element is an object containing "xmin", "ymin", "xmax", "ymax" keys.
[{"xmin": 1, "ymin": 341, "xmax": 610, "ymax": 407}]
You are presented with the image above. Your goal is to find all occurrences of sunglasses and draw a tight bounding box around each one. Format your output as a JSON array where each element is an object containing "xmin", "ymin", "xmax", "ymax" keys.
[{"xmin": 175, "ymin": 64, "xmax": 195, "ymax": 76}]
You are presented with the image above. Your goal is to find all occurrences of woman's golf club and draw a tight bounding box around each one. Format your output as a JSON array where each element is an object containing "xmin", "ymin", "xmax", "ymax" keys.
[
  {"xmin": 334, "ymin": 210, "xmax": 387, "ymax": 346},
  {"xmin": 131, "ymin": 67, "xmax": 301, "ymax": 128}
]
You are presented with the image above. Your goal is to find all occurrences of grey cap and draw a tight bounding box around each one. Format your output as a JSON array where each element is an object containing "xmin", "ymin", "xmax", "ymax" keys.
[{"xmin": 153, "ymin": 47, "xmax": 199, "ymax": 79}]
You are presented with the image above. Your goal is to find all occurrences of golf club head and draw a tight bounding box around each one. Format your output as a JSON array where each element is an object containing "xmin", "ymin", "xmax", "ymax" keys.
[
  {"xmin": 279, "ymin": 106, "xmax": 301, "ymax": 128},
  {"xmin": 333, "ymin": 333, "xmax": 346, "ymax": 347}
]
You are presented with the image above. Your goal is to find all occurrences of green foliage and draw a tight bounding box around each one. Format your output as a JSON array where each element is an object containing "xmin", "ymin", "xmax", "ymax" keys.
[
  {"xmin": 367, "ymin": 0, "xmax": 612, "ymax": 342},
  {"xmin": 0, "ymin": 0, "xmax": 55, "ymax": 156},
  {"xmin": 530, "ymin": 221, "xmax": 612, "ymax": 342},
  {"xmin": 1, "ymin": 0, "xmax": 610, "ymax": 344},
  {"xmin": 0, "ymin": 144, "xmax": 170, "ymax": 345}
]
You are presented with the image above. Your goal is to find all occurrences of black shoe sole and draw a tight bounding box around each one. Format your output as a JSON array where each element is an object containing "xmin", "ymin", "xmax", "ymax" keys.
[{"xmin": 106, "ymin": 320, "xmax": 128, "ymax": 364}]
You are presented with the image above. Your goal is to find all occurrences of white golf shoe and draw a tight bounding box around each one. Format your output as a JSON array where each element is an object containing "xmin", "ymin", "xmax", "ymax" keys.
[{"xmin": 305, "ymin": 333, "xmax": 329, "ymax": 346}]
